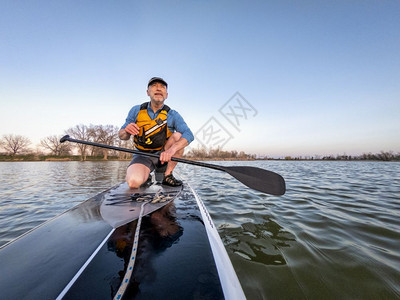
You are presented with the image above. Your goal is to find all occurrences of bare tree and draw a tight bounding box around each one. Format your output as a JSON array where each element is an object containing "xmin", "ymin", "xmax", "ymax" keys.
[
  {"xmin": 89, "ymin": 124, "xmax": 119, "ymax": 160},
  {"xmin": 41, "ymin": 135, "xmax": 72, "ymax": 156},
  {"xmin": 65, "ymin": 124, "xmax": 90, "ymax": 160},
  {"xmin": 1, "ymin": 134, "xmax": 31, "ymax": 155},
  {"xmin": 115, "ymin": 137, "xmax": 135, "ymax": 160}
]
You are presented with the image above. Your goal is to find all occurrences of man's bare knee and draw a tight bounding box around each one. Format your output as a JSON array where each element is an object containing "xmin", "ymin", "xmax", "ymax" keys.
[
  {"xmin": 125, "ymin": 163, "xmax": 150, "ymax": 189},
  {"xmin": 126, "ymin": 177, "xmax": 141, "ymax": 189}
]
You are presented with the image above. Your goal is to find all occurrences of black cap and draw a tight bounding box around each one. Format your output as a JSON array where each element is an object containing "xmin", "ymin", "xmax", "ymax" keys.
[{"xmin": 148, "ymin": 77, "xmax": 168, "ymax": 88}]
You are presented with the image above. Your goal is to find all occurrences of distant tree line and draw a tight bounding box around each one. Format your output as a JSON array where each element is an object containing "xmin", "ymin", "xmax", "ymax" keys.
[
  {"xmin": 63, "ymin": 124, "xmax": 133, "ymax": 160},
  {"xmin": 1, "ymin": 129, "xmax": 399, "ymax": 161},
  {"xmin": 281, "ymin": 151, "xmax": 400, "ymax": 161},
  {"xmin": 0, "ymin": 124, "xmax": 133, "ymax": 161},
  {"xmin": 321, "ymin": 151, "xmax": 400, "ymax": 161},
  {"xmin": 185, "ymin": 146, "xmax": 256, "ymax": 160}
]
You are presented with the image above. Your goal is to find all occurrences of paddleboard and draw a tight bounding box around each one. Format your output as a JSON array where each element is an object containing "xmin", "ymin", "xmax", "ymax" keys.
[{"xmin": 0, "ymin": 178, "xmax": 245, "ymax": 299}]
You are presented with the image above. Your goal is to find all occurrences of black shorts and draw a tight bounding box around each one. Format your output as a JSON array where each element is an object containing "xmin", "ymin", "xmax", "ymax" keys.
[{"xmin": 128, "ymin": 153, "xmax": 167, "ymax": 173}]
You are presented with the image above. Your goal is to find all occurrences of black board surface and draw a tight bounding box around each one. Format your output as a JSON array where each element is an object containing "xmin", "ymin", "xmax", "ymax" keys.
[{"xmin": 0, "ymin": 183, "xmax": 224, "ymax": 299}]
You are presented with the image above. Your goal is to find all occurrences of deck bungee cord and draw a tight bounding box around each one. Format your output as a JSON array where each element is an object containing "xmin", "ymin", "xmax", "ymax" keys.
[
  {"xmin": 113, "ymin": 199, "xmax": 148, "ymax": 300},
  {"xmin": 113, "ymin": 187, "xmax": 166, "ymax": 300}
]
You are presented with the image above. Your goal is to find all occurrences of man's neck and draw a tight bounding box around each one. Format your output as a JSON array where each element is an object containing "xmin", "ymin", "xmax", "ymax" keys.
[{"xmin": 149, "ymin": 100, "xmax": 164, "ymax": 113}]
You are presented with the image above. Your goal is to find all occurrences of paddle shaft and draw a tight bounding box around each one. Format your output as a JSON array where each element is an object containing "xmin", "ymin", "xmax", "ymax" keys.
[
  {"xmin": 61, "ymin": 135, "xmax": 225, "ymax": 171},
  {"xmin": 60, "ymin": 135, "xmax": 286, "ymax": 195}
]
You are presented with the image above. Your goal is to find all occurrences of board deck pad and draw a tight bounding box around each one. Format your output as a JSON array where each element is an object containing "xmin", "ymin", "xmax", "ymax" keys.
[{"xmin": 100, "ymin": 181, "xmax": 183, "ymax": 228}]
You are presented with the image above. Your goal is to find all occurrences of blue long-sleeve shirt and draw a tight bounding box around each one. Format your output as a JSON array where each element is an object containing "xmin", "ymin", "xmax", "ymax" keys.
[{"xmin": 121, "ymin": 102, "xmax": 194, "ymax": 144}]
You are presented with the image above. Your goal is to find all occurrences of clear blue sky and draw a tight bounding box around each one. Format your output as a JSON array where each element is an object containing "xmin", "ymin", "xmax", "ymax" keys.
[{"xmin": 1, "ymin": 1, "xmax": 399, "ymax": 157}]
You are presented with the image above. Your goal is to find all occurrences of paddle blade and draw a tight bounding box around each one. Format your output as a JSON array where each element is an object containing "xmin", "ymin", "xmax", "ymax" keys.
[{"xmin": 224, "ymin": 166, "xmax": 286, "ymax": 196}]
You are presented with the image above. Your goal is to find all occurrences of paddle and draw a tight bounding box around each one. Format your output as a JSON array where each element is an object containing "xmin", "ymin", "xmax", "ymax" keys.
[{"xmin": 60, "ymin": 135, "xmax": 286, "ymax": 196}]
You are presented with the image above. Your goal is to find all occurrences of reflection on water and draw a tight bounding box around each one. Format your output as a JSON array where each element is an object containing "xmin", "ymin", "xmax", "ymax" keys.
[
  {"xmin": 1, "ymin": 160, "xmax": 400, "ymax": 299},
  {"xmin": 221, "ymin": 217, "xmax": 295, "ymax": 265}
]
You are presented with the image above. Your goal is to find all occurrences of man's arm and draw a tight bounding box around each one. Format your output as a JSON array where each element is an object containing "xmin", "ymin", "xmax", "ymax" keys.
[
  {"xmin": 166, "ymin": 137, "xmax": 188, "ymax": 155},
  {"xmin": 119, "ymin": 123, "xmax": 140, "ymax": 140},
  {"xmin": 118, "ymin": 128, "xmax": 131, "ymax": 140},
  {"xmin": 119, "ymin": 105, "xmax": 141, "ymax": 140},
  {"xmin": 160, "ymin": 137, "xmax": 188, "ymax": 163},
  {"xmin": 168, "ymin": 110, "xmax": 194, "ymax": 144}
]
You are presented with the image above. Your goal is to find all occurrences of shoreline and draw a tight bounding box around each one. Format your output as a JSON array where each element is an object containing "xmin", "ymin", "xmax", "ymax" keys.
[{"xmin": 0, "ymin": 156, "xmax": 399, "ymax": 162}]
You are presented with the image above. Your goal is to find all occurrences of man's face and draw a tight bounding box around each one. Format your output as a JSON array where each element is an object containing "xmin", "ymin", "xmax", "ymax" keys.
[{"xmin": 147, "ymin": 82, "xmax": 168, "ymax": 104}]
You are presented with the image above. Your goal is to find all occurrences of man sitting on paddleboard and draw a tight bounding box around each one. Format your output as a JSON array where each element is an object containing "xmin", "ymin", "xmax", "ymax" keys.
[{"xmin": 118, "ymin": 77, "xmax": 194, "ymax": 188}]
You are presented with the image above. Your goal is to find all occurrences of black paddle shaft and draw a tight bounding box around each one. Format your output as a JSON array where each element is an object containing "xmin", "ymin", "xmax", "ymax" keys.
[{"xmin": 60, "ymin": 135, "xmax": 286, "ymax": 196}]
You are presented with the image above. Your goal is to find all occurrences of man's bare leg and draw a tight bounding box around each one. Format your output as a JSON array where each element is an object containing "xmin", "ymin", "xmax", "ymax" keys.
[
  {"xmin": 163, "ymin": 132, "xmax": 184, "ymax": 175},
  {"xmin": 126, "ymin": 163, "xmax": 151, "ymax": 189}
]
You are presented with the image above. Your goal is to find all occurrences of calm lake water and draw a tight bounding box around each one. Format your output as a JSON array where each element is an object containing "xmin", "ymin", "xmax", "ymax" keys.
[{"xmin": 1, "ymin": 160, "xmax": 399, "ymax": 299}]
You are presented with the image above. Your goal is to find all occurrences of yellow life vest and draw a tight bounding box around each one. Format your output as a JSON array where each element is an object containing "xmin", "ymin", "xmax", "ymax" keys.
[{"xmin": 134, "ymin": 102, "xmax": 172, "ymax": 151}]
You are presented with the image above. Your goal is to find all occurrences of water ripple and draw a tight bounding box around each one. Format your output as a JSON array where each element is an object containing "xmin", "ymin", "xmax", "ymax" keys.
[
  {"xmin": 0, "ymin": 161, "xmax": 127, "ymax": 246},
  {"xmin": 178, "ymin": 160, "xmax": 400, "ymax": 299},
  {"xmin": 1, "ymin": 160, "xmax": 399, "ymax": 299}
]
